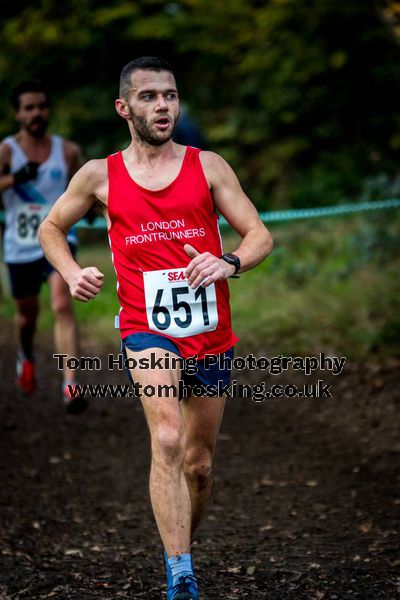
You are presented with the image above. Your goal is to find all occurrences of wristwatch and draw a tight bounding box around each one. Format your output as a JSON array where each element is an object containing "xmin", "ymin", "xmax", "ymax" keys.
[{"xmin": 220, "ymin": 252, "xmax": 241, "ymax": 275}]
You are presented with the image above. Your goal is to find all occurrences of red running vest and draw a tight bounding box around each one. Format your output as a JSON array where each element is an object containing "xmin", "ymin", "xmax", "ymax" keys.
[{"xmin": 107, "ymin": 146, "xmax": 238, "ymax": 358}]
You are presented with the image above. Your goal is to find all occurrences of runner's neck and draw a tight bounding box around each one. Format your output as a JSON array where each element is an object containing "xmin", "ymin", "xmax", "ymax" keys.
[
  {"xmin": 125, "ymin": 138, "xmax": 183, "ymax": 168},
  {"xmin": 15, "ymin": 131, "xmax": 52, "ymax": 163}
]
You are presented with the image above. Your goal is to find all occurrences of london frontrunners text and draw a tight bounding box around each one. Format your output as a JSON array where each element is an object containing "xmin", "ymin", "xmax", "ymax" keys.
[
  {"xmin": 54, "ymin": 352, "xmax": 346, "ymax": 376},
  {"xmin": 124, "ymin": 219, "xmax": 206, "ymax": 246}
]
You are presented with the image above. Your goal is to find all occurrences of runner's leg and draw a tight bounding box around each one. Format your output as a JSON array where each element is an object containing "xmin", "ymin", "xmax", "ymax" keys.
[
  {"xmin": 9, "ymin": 260, "xmax": 45, "ymax": 394},
  {"xmin": 125, "ymin": 346, "xmax": 192, "ymax": 556},
  {"xmin": 15, "ymin": 294, "xmax": 39, "ymax": 359},
  {"xmin": 181, "ymin": 395, "xmax": 225, "ymax": 539}
]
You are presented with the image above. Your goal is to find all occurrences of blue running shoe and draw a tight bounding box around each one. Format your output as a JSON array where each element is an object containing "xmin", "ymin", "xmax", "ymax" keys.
[
  {"xmin": 167, "ymin": 574, "xmax": 199, "ymax": 600},
  {"xmin": 164, "ymin": 550, "xmax": 173, "ymax": 591}
]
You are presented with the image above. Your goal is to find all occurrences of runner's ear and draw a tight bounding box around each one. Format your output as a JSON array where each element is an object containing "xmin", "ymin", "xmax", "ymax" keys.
[{"xmin": 184, "ymin": 244, "xmax": 200, "ymax": 258}]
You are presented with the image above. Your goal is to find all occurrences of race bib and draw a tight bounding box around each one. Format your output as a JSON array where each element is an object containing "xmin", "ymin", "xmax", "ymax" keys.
[
  {"xmin": 15, "ymin": 204, "xmax": 48, "ymax": 246},
  {"xmin": 143, "ymin": 268, "xmax": 218, "ymax": 338}
]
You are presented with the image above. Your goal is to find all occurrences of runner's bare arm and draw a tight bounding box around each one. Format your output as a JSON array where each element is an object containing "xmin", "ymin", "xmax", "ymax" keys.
[
  {"xmin": 185, "ymin": 151, "xmax": 273, "ymax": 288},
  {"xmin": 38, "ymin": 160, "xmax": 106, "ymax": 302},
  {"xmin": 0, "ymin": 143, "xmax": 14, "ymax": 193}
]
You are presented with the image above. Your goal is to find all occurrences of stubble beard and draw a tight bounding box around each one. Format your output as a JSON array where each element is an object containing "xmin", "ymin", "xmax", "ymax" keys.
[
  {"xmin": 24, "ymin": 118, "xmax": 48, "ymax": 139},
  {"xmin": 129, "ymin": 107, "xmax": 179, "ymax": 147}
]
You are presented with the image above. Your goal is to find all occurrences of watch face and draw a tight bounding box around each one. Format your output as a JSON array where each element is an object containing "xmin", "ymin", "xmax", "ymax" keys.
[{"xmin": 222, "ymin": 253, "xmax": 240, "ymax": 272}]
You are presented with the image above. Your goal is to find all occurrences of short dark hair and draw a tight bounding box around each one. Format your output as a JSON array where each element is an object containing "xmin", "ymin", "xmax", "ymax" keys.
[
  {"xmin": 11, "ymin": 81, "xmax": 49, "ymax": 110},
  {"xmin": 119, "ymin": 56, "xmax": 174, "ymax": 99}
]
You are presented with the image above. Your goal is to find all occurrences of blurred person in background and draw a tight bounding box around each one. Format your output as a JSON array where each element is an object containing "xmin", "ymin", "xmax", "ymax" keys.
[
  {"xmin": 0, "ymin": 81, "xmax": 87, "ymax": 414},
  {"xmin": 173, "ymin": 102, "xmax": 205, "ymax": 149}
]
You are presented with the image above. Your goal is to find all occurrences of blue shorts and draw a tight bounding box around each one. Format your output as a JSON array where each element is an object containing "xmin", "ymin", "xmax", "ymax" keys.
[
  {"xmin": 7, "ymin": 243, "xmax": 76, "ymax": 300},
  {"xmin": 121, "ymin": 332, "xmax": 234, "ymax": 398}
]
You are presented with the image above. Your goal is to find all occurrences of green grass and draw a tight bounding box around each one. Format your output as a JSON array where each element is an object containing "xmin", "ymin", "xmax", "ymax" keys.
[
  {"xmin": 0, "ymin": 238, "xmax": 121, "ymax": 348},
  {"xmin": 227, "ymin": 210, "xmax": 399, "ymax": 359},
  {"xmin": 0, "ymin": 210, "xmax": 398, "ymax": 360}
]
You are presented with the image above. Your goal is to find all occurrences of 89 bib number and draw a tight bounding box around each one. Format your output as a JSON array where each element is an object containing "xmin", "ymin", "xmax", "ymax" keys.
[
  {"xmin": 143, "ymin": 268, "xmax": 218, "ymax": 338},
  {"xmin": 16, "ymin": 204, "xmax": 47, "ymax": 246}
]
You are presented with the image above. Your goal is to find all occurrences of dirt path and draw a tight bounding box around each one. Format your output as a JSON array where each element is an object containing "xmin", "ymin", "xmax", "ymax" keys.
[{"xmin": 0, "ymin": 326, "xmax": 399, "ymax": 599}]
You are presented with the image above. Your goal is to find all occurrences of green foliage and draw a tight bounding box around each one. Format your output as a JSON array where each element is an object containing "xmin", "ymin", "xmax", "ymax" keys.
[
  {"xmin": 1, "ymin": 0, "xmax": 399, "ymax": 207},
  {"xmin": 228, "ymin": 210, "xmax": 400, "ymax": 359}
]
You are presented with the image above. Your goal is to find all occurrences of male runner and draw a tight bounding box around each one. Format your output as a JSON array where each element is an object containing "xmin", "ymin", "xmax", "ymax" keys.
[
  {"xmin": 39, "ymin": 57, "xmax": 273, "ymax": 599},
  {"xmin": 0, "ymin": 81, "xmax": 87, "ymax": 414}
]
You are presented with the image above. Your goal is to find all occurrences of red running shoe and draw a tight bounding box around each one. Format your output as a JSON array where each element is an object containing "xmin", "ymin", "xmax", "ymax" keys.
[{"xmin": 16, "ymin": 354, "xmax": 36, "ymax": 395}]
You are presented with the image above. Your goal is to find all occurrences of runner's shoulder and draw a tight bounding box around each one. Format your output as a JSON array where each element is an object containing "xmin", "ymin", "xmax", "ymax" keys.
[
  {"xmin": 198, "ymin": 150, "xmax": 233, "ymax": 185},
  {"xmin": 77, "ymin": 158, "xmax": 107, "ymax": 181},
  {"xmin": 0, "ymin": 141, "xmax": 12, "ymax": 165},
  {"xmin": 63, "ymin": 138, "xmax": 81, "ymax": 160},
  {"xmin": 69, "ymin": 159, "xmax": 107, "ymax": 197}
]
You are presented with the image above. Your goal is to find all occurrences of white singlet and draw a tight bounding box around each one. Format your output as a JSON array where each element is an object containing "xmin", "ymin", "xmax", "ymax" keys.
[{"xmin": 2, "ymin": 134, "xmax": 77, "ymax": 264}]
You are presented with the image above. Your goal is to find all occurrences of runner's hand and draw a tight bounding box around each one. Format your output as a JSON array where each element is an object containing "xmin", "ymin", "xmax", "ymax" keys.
[
  {"xmin": 13, "ymin": 161, "xmax": 40, "ymax": 186},
  {"xmin": 184, "ymin": 244, "xmax": 235, "ymax": 288},
  {"xmin": 68, "ymin": 267, "xmax": 104, "ymax": 302}
]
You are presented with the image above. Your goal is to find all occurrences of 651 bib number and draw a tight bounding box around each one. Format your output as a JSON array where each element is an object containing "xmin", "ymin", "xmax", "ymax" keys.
[{"xmin": 143, "ymin": 268, "xmax": 218, "ymax": 338}]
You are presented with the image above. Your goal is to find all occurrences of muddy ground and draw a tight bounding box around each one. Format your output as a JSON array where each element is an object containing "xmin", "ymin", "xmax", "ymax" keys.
[{"xmin": 0, "ymin": 325, "xmax": 399, "ymax": 600}]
